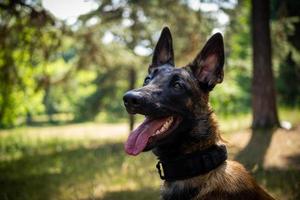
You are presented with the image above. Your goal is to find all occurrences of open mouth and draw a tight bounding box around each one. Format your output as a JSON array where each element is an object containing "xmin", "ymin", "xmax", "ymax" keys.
[{"xmin": 124, "ymin": 116, "xmax": 182, "ymax": 156}]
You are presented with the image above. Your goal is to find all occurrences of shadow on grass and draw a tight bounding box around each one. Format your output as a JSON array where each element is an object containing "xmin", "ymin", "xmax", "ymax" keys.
[
  {"xmin": 0, "ymin": 142, "xmax": 126, "ymax": 200},
  {"xmin": 253, "ymin": 167, "xmax": 300, "ymax": 200},
  {"xmin": 285, "ymin": 153, "xmax": 300, "ymax": 169},
  {"xmin": 235, "ymin": 128, "xmax": 275, "ymax": 169},
  {"xmin": 1, "ymin": 127, "xmax": 299, "ymax": 200},
  {"xmin": 235, "ymin": 128, "xmax": 300, "ymax": 199},
  {"xmin": 80, "ymin": 188, "xmax": 159, "ymax": 200}
]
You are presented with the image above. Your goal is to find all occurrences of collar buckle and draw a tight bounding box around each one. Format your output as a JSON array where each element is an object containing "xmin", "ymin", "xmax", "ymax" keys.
[{"xmin": 156, "ymin": 161, "xmax": 165, "ymax": 180}]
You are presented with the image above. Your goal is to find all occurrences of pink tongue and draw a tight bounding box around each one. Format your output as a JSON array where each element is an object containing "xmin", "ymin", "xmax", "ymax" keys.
[{"xmin": 124, "ymin": 117, "xmax": 169, "ymax": 156}]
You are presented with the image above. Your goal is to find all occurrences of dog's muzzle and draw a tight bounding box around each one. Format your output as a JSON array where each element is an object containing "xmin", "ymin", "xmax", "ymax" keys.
[{"xmin": 123, "ymin": 90, "xmax": 145, "ymax": 114}]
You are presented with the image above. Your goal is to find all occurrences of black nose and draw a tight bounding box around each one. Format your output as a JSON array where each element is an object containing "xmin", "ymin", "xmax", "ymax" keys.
[{"xmin": 123, "ymin": 91, "xmax": 144, "ymax": 109}]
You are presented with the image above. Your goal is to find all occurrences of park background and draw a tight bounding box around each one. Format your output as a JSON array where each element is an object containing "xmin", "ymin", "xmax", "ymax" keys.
[{"xmin": 0, "ymin": 0, "xmax": 300, "ymax": 199}]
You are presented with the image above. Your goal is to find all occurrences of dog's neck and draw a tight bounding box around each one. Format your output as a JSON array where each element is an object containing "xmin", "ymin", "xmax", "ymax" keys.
[
  {"xmin": 184, "ymin": 109, "xmax": 221, "ymax": 153},
  {"xmin": 154, "ymin": 108, "xmax": 226, "ymax": 200}
]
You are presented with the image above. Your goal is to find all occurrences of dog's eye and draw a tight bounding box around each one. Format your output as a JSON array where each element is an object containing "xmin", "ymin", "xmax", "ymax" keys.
[
  {"xmin": 173, "ymin": 82, "xmax": 183, "ymax": 90},
  {"xmin": 144, "ymin": 77, "xmax": 151, "ymax": 85}
]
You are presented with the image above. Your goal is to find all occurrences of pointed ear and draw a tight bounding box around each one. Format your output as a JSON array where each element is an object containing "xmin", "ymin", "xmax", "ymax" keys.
[
  {"xmin": 149, "ymin": 27, "xmax": 175, "ymax": 71},
  {"xmin": 190, "ymin": 33, "xmax": 225, "ymax": 91}
]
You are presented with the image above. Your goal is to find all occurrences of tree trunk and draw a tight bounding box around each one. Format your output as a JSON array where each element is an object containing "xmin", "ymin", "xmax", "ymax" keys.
[
  {"xmin": 128, "ymin": 68, "xmax": 136, "ymax": 131},
  {"xmin": 251, "ymin": 0, "xmax": 280, "ymax": 128}
]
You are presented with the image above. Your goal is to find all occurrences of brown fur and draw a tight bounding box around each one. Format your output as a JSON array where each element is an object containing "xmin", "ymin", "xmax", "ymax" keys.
[
  {"xmin": 143, "ymin": 66, "xmax": 275, "ymax": 199},
  {"xmin": 161, "ymin": 66, "xmax": 274, "ymax": 199},
  {"xmin": 161, "ymin": 108, "xmax": 275, "ymax": 200}
]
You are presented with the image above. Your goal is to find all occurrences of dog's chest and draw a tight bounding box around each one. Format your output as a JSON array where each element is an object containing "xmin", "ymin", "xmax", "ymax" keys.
[{"xmin": 161, "ymin": 181, "xmax": 199, "ymax": 200}]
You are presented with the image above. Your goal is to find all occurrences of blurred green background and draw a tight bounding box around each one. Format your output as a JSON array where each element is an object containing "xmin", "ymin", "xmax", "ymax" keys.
[{"xmin": 0, "ymin": 0, "xmax": 299, "ymax": 199}]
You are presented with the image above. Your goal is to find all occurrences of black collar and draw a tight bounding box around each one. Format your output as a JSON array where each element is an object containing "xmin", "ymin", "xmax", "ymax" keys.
[{"xmin": 156, "ymin": 145, "xmax": 227, "ymax": 181}]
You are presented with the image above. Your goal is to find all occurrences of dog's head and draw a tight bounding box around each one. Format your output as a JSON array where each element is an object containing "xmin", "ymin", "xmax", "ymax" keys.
[{"xmin": 123, "ymin": 27, "xmax": 224, "ymax": 156}]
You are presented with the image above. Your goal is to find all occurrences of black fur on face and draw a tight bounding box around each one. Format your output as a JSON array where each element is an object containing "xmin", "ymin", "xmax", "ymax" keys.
[
  {"xmin": 126, "ymin": 64, "xmax": 198, "ymax": 118},
  {"xmin": 123, "ymin": 27, "xmax": 224, "ymax": 155}
]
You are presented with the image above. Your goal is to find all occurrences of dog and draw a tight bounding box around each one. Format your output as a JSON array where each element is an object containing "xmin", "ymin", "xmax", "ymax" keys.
[{"xmin": 123, "ymin": 27, "xmax": 275, "ymax": 200}]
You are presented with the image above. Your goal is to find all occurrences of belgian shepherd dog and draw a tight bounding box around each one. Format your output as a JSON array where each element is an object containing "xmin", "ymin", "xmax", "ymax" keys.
[{"xmin": 123, "ymin": 27, "xmax": 274, "ymax": 200}]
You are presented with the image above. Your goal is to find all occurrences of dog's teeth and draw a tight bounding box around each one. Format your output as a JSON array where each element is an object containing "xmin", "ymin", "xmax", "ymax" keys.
[
  {"xmin": 166, "ymin": 117, "xmax": 173, "ymax": 125},
  {"xmin": 153, "ymin": 117, "xmax": 174, "ymax": 136}
]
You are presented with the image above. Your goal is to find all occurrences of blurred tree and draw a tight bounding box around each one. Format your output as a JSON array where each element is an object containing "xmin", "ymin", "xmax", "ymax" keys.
[
  {"xmin": 251, "ymin": 0, "xmax": 279, "ymax": 128},
  {"xmin": 273, "ymin": 0, "xmax": 300, "ymax": 106},
  {"xmin": 5, "ymin": 0, "xmax": 296, "ymax": 128},
  {"xmin": 0, "ymin": 0, "xmax": 64, "ymax": 127},
  {"xmin": 278, "ymin": 53, "xmax": 300, "ymax": 106}
]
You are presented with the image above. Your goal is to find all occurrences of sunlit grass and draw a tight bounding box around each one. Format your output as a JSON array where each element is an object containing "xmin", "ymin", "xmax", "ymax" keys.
[
  {"xmin": 0, "ymin": 122, "xmax": 160, "ymax": 200},
  {"xmin": 278, "ymin": 106, "xmax": 300, "ymax": 126},
  {"xmin": 0, "ymin": 108, "xmax": 299, "ymax": 200},
  {"xmin": 218, "ymin": 106, "xmax": 300, "ymax": 134}
]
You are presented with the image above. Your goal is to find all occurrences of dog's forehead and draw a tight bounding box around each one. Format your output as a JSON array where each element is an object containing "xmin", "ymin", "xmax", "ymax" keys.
[
  {"xmin": 150, "ymin": 64, "xmax": 174, "ymax": 73},
  {"xmin": 153, "ymin": 65, "xmax": 194, "ymax": 81}
]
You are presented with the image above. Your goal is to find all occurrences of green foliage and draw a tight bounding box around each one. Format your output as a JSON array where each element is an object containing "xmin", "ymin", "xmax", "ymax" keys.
[
  {"xmin": 211, "ymin": 66, "xmax": 251, "ymax": 115},
  {"xmin": 209, "ymin": 0, "xmax": 252, "ymax": 115},
  {"xmin": 271, "ymin": 0, "xmax": 300, "ymax": 106},
  {"xmin": 0, "ymin": 0, "xmax": 300, "ymax": 127},
  {"xmin": 0, "ymin": 2, "xmax": 63, "ymax": 127},
  {"xmin": 277, "ymin": 53, "xmax": 300, "ymax": 106}
]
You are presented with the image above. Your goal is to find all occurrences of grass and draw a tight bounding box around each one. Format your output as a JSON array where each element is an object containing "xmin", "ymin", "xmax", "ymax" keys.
[
  {"xmin": 0, "ymin": 108, "xmax": 299, "ymax": 200},
  {"xmin": 0, "ymin": 123, "xmax": 160, "ymax": 200}
]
